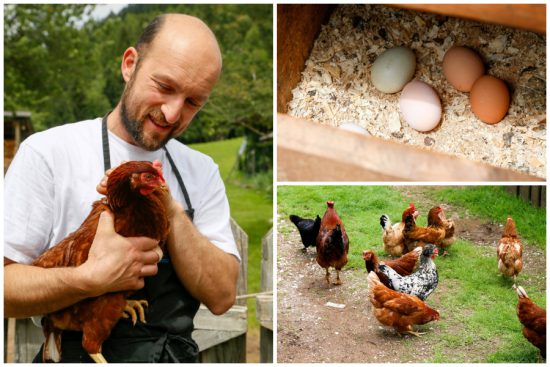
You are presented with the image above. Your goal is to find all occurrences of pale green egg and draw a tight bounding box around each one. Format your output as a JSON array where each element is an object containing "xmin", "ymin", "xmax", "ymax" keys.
[{"xmin": 371, "ymin": 46, "xmax": 416, "ymax": 94}]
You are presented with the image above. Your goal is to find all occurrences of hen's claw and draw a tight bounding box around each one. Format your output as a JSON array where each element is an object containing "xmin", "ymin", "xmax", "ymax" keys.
[
  {"xmin": 122, "ymin": 300, "xmax": 148, "ymax": 325},
  {"xmin": 406, "ymin": 330, "xmax": 425, "ymax": 337}
]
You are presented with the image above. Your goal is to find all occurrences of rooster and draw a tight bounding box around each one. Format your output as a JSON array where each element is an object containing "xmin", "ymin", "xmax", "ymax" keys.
[
  {"xmin": 380, "ymin": 203, "xmax": 419, "ymax": 256},
  {"xmin": 32, "ymin": 161, "xmax": 171, "ymax": 363},
  {"xmin": 375, "ymin": 244, "xmax": 439, "ymax": 301},
  {"xmin": 367, "ymin": 271, "xmax": 439, "ymax": 337},
  {"xmin": 363, "ymin": 247, "xmax": 422, "ymax": 288},
  {"xmin": 289, "ymin": 214, "xmax": 321, "ymax": 250},
  {"xmin": 497, "ymin": 216, "xmax": 523, "ymax": 284},
  {"xmin": 316, "ymin": 201, "xmax": 349, "ymax": 285},
  {"xmin": 514, "ymin": 285, "xmax": 546, "ymax": 359},
  {"xmin": 403, "ymin": 210, "xmax": 446, "ymax": 253},
  {"xmin": 427, "ymin": 205, "xmax": 455, "ymax": 254}
]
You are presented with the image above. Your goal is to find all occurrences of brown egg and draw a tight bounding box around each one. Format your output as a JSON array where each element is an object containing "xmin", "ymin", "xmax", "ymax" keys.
[
  {"xmin": 470, "ymin": 75, "xmax": 510, "ymax": 124},
  {"xmin": 443, "ymin": 46, "xmax": 485, "ymax": 92}
]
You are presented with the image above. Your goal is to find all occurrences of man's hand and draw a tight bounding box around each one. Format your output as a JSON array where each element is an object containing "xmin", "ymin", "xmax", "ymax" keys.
[{"xmin": 77, "ymin": 211, "xmax": 163, "ymax": 297}]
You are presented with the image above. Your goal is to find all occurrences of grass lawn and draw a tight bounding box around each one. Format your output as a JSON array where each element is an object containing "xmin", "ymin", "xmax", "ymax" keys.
[
  {"xmin": 278, "ymin": 185, "xmax": 546, "ymax": 362},
  {"xmin": 190, "ymin": 137, "xmax": 273, "ymax": 329}
]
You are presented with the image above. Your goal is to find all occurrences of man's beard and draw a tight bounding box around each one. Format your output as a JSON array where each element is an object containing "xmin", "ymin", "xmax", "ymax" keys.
[{"xmin": 119, "ymin": 77, "xmax": 173, "ymax": 151}]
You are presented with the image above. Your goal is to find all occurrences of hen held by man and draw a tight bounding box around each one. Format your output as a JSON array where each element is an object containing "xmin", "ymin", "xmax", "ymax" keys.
[{"xmin": 32, "ymin": 161, "xmax": 171, "ymax": 363}]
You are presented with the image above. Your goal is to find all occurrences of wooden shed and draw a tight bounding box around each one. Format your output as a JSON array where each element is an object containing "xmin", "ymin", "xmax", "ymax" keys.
[
  {"xmin": 277, "ymin": 4, "xmax": 546, "ymax": 181},
  {"xmin": 4, "ymin": 111, "xmax": 33, "ymax": 172}
]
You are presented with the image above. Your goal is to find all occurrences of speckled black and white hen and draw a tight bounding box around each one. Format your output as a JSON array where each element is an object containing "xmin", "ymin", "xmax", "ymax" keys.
[{"xmin": 378, "ymin": 243, "xmax": 439, "ymax": 301}]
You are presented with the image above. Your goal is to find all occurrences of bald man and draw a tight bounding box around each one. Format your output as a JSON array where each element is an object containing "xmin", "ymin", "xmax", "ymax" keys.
[{"xmin": 5, "ymin": 14, "xmax": 240, "ymax": 363}]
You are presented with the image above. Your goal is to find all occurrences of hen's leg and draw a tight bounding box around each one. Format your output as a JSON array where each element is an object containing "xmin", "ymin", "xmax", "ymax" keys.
[
  {"xmin": 333, "ymin": 269, "xmax": 343, "ymax": 285},
  {"xmin": 122, "ymin": 300, "xmax": 149, "ymax": 325},
  {"xmin": 405, "ymin": 330, "xmax": 425, "ymax": 337},
  {"xmin": 81, "ymin": 294, "xmax": 127, "ymax": 363},
  {"xmin": 325, "ymin": 268, "xmax": 331, "ymax": 285}
]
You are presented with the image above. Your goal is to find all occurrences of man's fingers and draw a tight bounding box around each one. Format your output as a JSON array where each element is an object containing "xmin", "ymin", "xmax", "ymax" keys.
[
  {"xmin": 153, "ymin": 247, "xmax": 164, "ymax": 263},
  {"xmin": 96, "ymin": 211, "xmax": 115, "ymax": 235},
  {"xmin": 140, "ymin": 264, "xmax": 159, "ymax": 277}
]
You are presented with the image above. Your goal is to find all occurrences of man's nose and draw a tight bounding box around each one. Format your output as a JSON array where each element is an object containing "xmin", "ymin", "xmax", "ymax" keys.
[{"xmin": 161, "ymin": 96, "xmax": 184, "ymax": 124}]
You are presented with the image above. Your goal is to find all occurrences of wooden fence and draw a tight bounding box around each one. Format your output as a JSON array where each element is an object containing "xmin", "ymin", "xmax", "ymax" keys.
[
  {"xmin": 256, "ymin": 228, "xmax": 273, "ymax": 363},
  {"xmin": 4, "ymin": 219, "xmax": 262, "ymax": 363},
  {"xmin": 505, "ymin": 186, "xmax": 546, "ymax": 208}
]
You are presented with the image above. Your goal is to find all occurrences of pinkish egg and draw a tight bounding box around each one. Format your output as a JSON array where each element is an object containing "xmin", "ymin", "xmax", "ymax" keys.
[{"xmin": 399, "ymin": 80, "xmax": 442, "ymax": 132}]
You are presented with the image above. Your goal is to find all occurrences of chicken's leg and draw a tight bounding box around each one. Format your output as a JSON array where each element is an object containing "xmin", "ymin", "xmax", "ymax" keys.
[
  {"xmin": 89, "ymin": 353, "xmax": 108, "ymax": 363},
  {"xmin": 405, "ymin": 330, "xmax": 425, "ymax": 337},
  {"xmin": 122, "ymin": 300, "xmax": 149, "ymax": 325},
  {"xmin": 333, "ymin": 269, "xmax": 343, "ymax": 285},
  {"xmin": 325, "ymin": 268, "xmax": 331, "ymax": 285}
]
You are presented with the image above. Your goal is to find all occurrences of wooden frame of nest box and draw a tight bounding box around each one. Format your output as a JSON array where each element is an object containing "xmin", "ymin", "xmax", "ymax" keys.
[{"xmin": 277, "ymin": 4, "xmax": 545, "ymax": 181}]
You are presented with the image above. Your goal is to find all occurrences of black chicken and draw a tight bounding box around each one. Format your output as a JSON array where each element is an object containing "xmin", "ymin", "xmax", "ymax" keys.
[{"xmin": 289, "ymin": 214, "xmax": 321, "ymax": 250}]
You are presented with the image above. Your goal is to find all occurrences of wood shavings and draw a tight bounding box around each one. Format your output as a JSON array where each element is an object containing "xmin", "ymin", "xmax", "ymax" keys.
[{"xmin": 287, "ymin": 5, "xmax": 546, "ymax": 178}]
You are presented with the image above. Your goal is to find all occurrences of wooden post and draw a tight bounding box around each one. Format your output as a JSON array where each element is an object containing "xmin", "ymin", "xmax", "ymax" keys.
[{"xmin": 257, "ymin": 228, "xmax": 273, "ymax": 363}]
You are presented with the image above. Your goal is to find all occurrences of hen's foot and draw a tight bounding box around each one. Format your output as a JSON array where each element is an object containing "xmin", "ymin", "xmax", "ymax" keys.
[
  {"xmin": 406, "ymin": 330, "xmax": 425, "ymax": 337},
  {"xmin": 122, "ymin": 300, "xmax": 148, "ymax": 325},
  {"xmin": 89, "ymin": 353, "xmax": 108, "ymax": 363}
]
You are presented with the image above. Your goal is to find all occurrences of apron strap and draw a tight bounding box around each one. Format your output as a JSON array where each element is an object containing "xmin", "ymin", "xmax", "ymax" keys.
[{"xmin": 101, "ymin": 113, "xmax": 195, "ymax": 220}]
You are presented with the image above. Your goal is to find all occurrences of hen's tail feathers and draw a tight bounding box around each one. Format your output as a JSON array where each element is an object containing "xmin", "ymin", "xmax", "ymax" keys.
[
  {"xmin": 89, "ymin": 353, "xmax": 108, "ymax": 363},
  {"xmin": 380, "ymin": 215, "xmax": 390, "ymax": 230},
  {"xmin": 44, "ymin": 332, "xmax": 61, "ymax": 362}
]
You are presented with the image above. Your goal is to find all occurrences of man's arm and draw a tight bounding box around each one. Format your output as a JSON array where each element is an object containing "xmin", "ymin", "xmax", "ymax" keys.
[
  {"xmin": 4, "ymin": 211, "xmax": 162, "ymax": 318},
  {"xmin": 167, "ymin": 201, "xmax": 239, "ymax": 315}
]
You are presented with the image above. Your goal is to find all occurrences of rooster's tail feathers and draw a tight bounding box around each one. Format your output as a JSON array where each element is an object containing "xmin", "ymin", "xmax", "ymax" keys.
[{"xmin": 380, "ymin": 214, "xmax": 390, "ymax": 230}]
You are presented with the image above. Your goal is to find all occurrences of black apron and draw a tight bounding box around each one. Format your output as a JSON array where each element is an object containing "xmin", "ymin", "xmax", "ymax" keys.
[{"xmin": 34, "ymin": 115, "xmax": 200, "ymax": 363}]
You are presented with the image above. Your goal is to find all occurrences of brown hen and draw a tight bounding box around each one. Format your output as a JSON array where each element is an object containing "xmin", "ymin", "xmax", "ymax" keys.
[
  {"xmin": 403, "ymin": 207, "xmax": 446, "ymax": 253},
  {"xmin": 515, "ymin": 285, "xmax": 546, "ymax": 358},
  {"xmin": 367, "ymin": 271, "xmax": 439, "ymax": 337},
  {"xmin": 363, "ymin": 247, "xmax": 422, "ymax": 288},
  {"xmin": 32, "ymin": 161, "xmax": 171, "ymax": 363},
  {"xmin": 380, "ymin": 203, "xmax": 419, "ymax": 257},
  {"xmin": 497, "ymin": 216, "xmax": 523, "ymax": 284},
  {"xmin": 316, "ymin": 201, "xmax": 349, "ymax": 285}
]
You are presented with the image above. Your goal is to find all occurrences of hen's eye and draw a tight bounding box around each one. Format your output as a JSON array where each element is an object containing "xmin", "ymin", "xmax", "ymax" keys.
[{"xmin": 144, "ymin": 173, "xmax": 154, "ymax": 180}]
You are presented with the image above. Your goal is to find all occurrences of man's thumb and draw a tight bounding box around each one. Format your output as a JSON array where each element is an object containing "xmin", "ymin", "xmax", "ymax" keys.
[{"xmin": 97, "ymin": 210, "xmax": 115, "ymax": 235}]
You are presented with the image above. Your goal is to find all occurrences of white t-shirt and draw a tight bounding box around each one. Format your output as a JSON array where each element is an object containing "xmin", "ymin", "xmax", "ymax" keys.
[{"xmin": 5, "ymin": 118, "xmax": 240, "ymax": 264}]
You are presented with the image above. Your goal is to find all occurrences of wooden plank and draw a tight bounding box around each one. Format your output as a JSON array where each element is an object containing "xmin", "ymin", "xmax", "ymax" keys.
[
  {"xmin": 261, "ymin": 228, "xmax": 273, "ymax": 292},
  {"xmin": 231, "ymin": 218, "xmax": 248, "ymax": 306},
  {"xmin": 193, "ymin": 305, "xmax": 247, "ymax": 333},
  {"xmin": 256, "ymin": 295, "xmax": 273, "ymax": 330},
  {"xmin": 198, "ymin": 334, "xmax": 246, "ymax": 363},
  {"xmin": 193, "ymin": 329, "xmax": 246, "ymax": 353},
  {"xmin": 260, "ymin": 328, "xmax": 273, "ymax": 363},
  {"xmin": 392, "ymin": 4, "xmax": 546, "ymax": 34},
  {"xmin": 6, "ymin": 318, "xmax": 16, "ymax": 363},
  {"xmin": 278, "ymin": 114, "xmax": 544, "ymax": 182},
  {"xmin": 541, "ymin": 187, "xmax": 546, "ymax": 209},
  {"xmin": 505, "ymin": 186, "xmax": 518, "ymax": 196},
  {"xmin": 519, "ymin": 186, "xmax": 531, "ymax": 203},
  {"xmin": 530, "ymin": 186, "xmax": 541, "ymax": 208},
  {"xmin": 277, "ymin": 4, "xmax": 335, "ymax": 113},
  {"xmin": 14, "ymin": 319, "xmax": 43, "ymax": 363}
]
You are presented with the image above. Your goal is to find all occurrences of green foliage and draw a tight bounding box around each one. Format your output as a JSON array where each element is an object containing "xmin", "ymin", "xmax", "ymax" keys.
[
  {"xmin": 278, "ymin": 185, "xmax": 546, "ymax": 362},
  {"xmin": 5, "ymin": 4, "xmax": 272, "ymax": 174}
]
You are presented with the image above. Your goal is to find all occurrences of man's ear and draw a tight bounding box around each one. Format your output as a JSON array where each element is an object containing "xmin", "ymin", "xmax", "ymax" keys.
[{"xmin": 121, "ymin": 47, "xmax": 139, "ymax": 82}]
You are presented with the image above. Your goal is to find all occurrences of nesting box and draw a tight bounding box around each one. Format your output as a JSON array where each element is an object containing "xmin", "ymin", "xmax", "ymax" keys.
[{"xmin": 277, "ymin": 4, "xmax": 545, "ymax": 181}]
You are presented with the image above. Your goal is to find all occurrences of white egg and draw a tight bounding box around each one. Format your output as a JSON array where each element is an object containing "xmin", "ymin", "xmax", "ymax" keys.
[
  {"xmin": 399, "ymin": 80, "xmax": 442, "ymax": 132},
  {"xmin": 371, "ymin": 46, "xmax": 416, "ymax": 94}
]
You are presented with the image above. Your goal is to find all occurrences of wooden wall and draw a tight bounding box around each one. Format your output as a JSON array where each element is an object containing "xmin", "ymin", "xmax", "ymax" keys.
[{"xmin": 505, "ymin": 186, "xmax": 546, "ymax": 208}]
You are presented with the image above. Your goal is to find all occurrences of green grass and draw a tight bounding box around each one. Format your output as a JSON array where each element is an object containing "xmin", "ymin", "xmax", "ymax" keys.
[
  {"xmin": 430, "ymin": 186, "xmax": 545, "ymax": 249},
  {"xmin": 191, "ymin": 137, "xmax": 273, "ymax": 329},
  {"xmin": 278, "ymin": 185, "xmax": 546, "ymax": 362}
]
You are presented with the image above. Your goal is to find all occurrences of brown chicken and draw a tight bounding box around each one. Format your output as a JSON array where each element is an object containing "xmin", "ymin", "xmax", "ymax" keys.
[
  {"xmin": 380, "ymin": 203, "xmax": 419, "ymax": 257},
  {"xmin": 427, "ymin": 206, "xmax": 455, "ymax": 253},
  {"xmin": 316, "ymin": 201, "xmax": 349, "ymax": 285},
  {"xmin": 514, "ymin": 285, "xmax": 546, "ymax": 358},
  {"xmin": 32, "ymin": 161, "xmax": 171, "ymax": 363},
  {"xmin": 363, "ymin": 247, "xmax": 422, "ymax": 288},
  {"xmin": 367, "ymin": 271, "xmax": 439, "ymax": 336},
  {"xmin": 403, "ymin": 208, "xmax": 446, "ymax": 253},
  {"xmin": 496, "ymin": 216, "xmax": 523, "ymax": 284}
]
